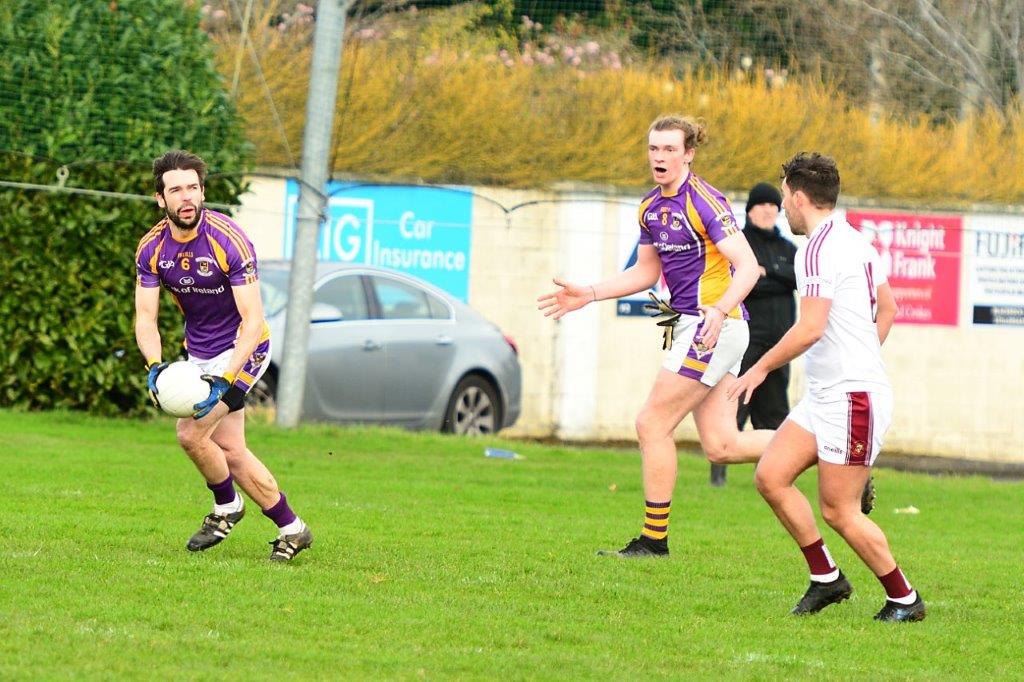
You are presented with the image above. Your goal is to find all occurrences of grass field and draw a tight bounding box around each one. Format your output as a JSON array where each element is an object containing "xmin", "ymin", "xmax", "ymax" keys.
[{"xmin": 1, "ymin": 410, "xmax": 1020, "ymax": 679}]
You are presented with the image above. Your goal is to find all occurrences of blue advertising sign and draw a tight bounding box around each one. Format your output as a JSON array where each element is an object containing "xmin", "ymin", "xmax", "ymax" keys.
[{"xmin": 284, "ymin": 181, "xmax": 474, "ymax": 301}]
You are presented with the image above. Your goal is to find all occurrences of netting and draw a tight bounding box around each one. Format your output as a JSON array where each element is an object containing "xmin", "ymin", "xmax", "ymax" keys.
[
  {"xmin": 1, "ymin": 1, "xmax": 1023, "ymax": 426},
  {"xmin": 2, "ymin": 1, "xmax": 1023, "ymax": 204}
]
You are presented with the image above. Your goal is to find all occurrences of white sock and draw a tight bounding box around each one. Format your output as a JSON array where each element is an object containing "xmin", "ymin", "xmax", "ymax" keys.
[
  {"xmin": 810, "ymin": 568, "xmax": 840, "ymax": 583},
  {"xmin": 214, "ymin": 494, "xmax": 244, "ymax": 516},
  {"xmin": 890, "ymin": 589, "xmax": 918, "ymax": 605},
  {"xmin": 278, "ymin": 517, "xmax": 305, "ymax": 537}
]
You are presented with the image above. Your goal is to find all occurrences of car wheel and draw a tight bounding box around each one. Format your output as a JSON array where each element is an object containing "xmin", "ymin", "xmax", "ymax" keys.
[
  {"xmin": 245, "ymin": 368, "xmax": 277, "ymax": 421},
  {"xmin": 442, "ymin": 375, "xmax": 501, "ymax": 435}
]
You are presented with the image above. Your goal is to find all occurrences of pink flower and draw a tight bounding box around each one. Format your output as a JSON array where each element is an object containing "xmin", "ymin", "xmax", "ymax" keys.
[
  {"xmin": 296, "ymin": 3, "xmax": 313, "ymax": 13},
  {"xmin": 212, "ymin": 8, "xmax": 227, "ymax": 20},
  {"xmin": 585, "ymin": 41, "xmax": 599, "ymax": 56},
  {"xmin": 571, "ymin": 55, "xmax": 581, "ymax": 66}
]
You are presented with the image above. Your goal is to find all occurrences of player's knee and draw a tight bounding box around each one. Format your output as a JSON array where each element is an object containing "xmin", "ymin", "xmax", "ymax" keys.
[
  {"xmin": 175, "ymin": 422, "xmax": 204, "ymax": 453},
  {"xmin": 634, "ymin": 410, "xmax": 662, "ymax": 444},
  {"xmin": 703, "ymin": 439, "xmax": 730, "ymax": 465},
  {"xmin": 753, "ymin": 466, "xmax": 782, "ymax": 501},
  {"xmin": 820, "ymin": 502, "xmax": 855, "ymax": 531},
  {"xmin": 221, "ymin": 445, "xmax": 247, "ymax": 469}
]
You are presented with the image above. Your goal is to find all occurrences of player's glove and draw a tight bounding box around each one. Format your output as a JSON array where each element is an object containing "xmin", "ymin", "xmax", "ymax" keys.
[
  {"xmin": 146, "ymin": 361, "xmax": 169, "ymax": 408},
  {"xmin": 193, "ymin": 374, "xmax": 231, "ymax": 419}
]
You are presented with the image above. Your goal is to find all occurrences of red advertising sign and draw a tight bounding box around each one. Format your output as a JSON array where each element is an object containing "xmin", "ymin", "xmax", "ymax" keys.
[{"xmin": 846, "ymin": 210, "xmax": 962, "ymax": 326}]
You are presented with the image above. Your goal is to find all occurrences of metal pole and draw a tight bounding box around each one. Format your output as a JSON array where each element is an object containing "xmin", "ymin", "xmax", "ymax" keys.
[{"xmin": 276, "ymin": 0, "xmax": 349, "ymax": 428}]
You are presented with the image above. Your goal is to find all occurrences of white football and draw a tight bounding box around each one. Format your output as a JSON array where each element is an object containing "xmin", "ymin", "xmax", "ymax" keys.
[{"xmin": 154, "ymin": 361, "xmax": 211, "ymax": 418}]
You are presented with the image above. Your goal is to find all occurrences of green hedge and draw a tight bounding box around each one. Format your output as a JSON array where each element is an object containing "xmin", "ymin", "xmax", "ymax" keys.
[{"xmin": 0, "ymin": 1, "xmax": 248, "ymax": 415}]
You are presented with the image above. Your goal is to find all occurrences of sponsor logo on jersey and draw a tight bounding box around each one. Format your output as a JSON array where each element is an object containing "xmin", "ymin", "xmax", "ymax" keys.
[
  {"xmin": 179, "ymin": 276, "xmax": 195, "ymax": 286},
  {"xmin": 168, "ymin": 284, "xmax": 226, "ymax": 295},
  {"xmin": 660, "ymin": 231, "xmax": 670, "ymax": 241},
  {"xmin": 653, "ymin": 242, "xmax": 694, "ymax": 253},
  {"xmin": 158, "ymin": 260, "xmax": 174, "ymax": 269}
]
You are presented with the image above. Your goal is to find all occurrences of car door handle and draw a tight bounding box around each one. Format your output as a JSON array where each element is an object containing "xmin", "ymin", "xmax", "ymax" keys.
[
  {"xmin": 363, "ymin": 339, "xmax": 383, "ymax": 351},
  {"xmin": 435, "ymin": 335, "xmax": 454, "ymax": 346}
]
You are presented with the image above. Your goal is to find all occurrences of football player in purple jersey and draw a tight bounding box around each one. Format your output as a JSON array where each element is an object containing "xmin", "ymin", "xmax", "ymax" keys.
[
  {"xmin": 135, "ymin": 150, "xmax": 312, "ymax": 561},
  {"xmin": 539, "ymin": 116, "xmax": 771, "ymax": 557}
]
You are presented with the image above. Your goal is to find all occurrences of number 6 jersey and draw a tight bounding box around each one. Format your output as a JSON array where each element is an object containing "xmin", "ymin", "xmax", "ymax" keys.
[
  {"xmin": 796, "ymin": 211, "xmax": 891, "ymax": 400},
  {"xmin": 135, "ymin": 209, "xmax": 264, "ymax": 360}
]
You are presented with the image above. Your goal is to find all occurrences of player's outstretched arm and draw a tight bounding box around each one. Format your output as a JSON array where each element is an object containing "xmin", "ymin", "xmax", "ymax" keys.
[
  {"xmin": 537, "ymin": 245, "xmax": 661, "ymax": 320},
  {"xmin": 876, "ymin": 282, "xmax": 897, "ymax": 345}
]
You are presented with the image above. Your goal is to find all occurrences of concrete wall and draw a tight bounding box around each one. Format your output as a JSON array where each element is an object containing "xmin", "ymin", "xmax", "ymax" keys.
[{"xmin": 232, "ymin": 175, "xmax": 1024, "ymax": 463}]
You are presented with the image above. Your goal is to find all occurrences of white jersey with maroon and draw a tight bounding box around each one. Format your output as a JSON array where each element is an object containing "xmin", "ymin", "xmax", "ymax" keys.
[{"xmin": 796, "ymin": 211, "xmax": 891, "ymax": 400}]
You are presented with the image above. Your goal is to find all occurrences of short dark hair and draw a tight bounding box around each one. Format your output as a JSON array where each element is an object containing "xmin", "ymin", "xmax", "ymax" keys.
[
  {"xmin": 781, "ymin": 152, "xmax": 840, "ymax": 209},
  {"xmin": 153, "ymin": 150, "xmax": 207, "ymax": 194}
]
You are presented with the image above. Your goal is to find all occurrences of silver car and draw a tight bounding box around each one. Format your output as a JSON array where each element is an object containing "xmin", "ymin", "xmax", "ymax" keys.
[{"xmin": 251, "ymin": 263, "xmax": 521, "ymax": 434}]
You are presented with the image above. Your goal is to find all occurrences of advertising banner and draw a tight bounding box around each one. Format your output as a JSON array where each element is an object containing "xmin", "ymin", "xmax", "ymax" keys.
[
  {"xmin": 967, "ymin": 214, "xmax": 1024, "ymax": 326},
  {"xmin": 283, "ymin": 181, "xmax": 473, "ymax": 301},
  {"xmin": 847, "ymin": 210, "xmax": 962, "ymax": 326}
]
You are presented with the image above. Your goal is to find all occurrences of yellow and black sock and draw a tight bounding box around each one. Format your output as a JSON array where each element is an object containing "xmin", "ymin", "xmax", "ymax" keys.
[{"xmin": 641, "ymin": 500, "xmax": 670, "ymax": 541}]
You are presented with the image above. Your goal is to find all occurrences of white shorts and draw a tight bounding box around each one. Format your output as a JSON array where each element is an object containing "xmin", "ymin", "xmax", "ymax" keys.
[
  {"xmin": 662, "ymin": 315, "xmax": 749, "ymax": 387},
  {"xmin": 187, "ymin": 339, "xmax": 272, "ymax": 394},
  {"xmin": 787, "ymin": 390, "xmax": 893, "ymax": 466}
]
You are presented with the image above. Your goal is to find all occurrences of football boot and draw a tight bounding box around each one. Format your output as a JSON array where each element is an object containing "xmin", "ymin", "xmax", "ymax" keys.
[
  {"xmin": 186, "ymin": 507, "xmax": 245, "ymax": 552},
  {"xmin": 791, "ymin": 572, "xmax": 853, "ymax": 615}
]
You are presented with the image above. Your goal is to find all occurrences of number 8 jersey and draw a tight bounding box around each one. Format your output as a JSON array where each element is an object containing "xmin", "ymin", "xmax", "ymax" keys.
[
  {"xmin": 796, "ymin": 211, "xmax": 891, "ymax": 400},
  {"xmin": 135, "ymin": 209, "xmax": 264, "ymax": 360}
]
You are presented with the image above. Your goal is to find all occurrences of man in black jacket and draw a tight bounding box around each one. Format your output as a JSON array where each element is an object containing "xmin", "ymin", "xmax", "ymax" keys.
[{"xmin": 711, "ymin": 182, "xmax": 796, "ymax": 486}]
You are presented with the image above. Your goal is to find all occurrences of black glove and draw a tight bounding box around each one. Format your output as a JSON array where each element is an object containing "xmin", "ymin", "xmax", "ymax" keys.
[
  {"xmin": 642, "ymin": 293, "xmax": 682, "ymax": 350},
  {"xmin": 146, "ymin": 361, "xmax": 169, "ymax": 408},
  {"xmin": 193, "ymin": 375, "xmax": 230, "ymax": 419}
]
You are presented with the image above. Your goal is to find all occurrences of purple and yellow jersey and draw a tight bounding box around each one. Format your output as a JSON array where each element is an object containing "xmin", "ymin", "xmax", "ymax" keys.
[
  {"xmin": 135, "ymin": 209, "xmax": 269, "ymax": 360},
  {"xmin": 637, "ymin": 172, "xmax": 749, "ymax": 319}
]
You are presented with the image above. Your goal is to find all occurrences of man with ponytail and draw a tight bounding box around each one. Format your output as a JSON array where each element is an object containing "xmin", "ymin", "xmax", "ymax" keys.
[{"xmin": 538, "ymin": 116, "xmax": 771, "ymax": 557}]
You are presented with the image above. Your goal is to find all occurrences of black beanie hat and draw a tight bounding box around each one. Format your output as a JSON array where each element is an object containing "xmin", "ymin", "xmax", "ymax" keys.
[{"xmin": 745, "ymin": 182, "xmax": 782, "ymax": 213}]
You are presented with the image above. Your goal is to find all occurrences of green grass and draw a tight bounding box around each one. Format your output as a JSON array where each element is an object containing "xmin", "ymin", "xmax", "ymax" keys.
[{"xmin": 1, "ymin": 410, "xmax": 1020, "ymax": 680}]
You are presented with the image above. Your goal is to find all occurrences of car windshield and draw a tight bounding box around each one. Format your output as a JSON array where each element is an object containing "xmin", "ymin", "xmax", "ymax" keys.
[{"xmin": 260, "ymin": 269, "xmax": 290, "ymax": 317}]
